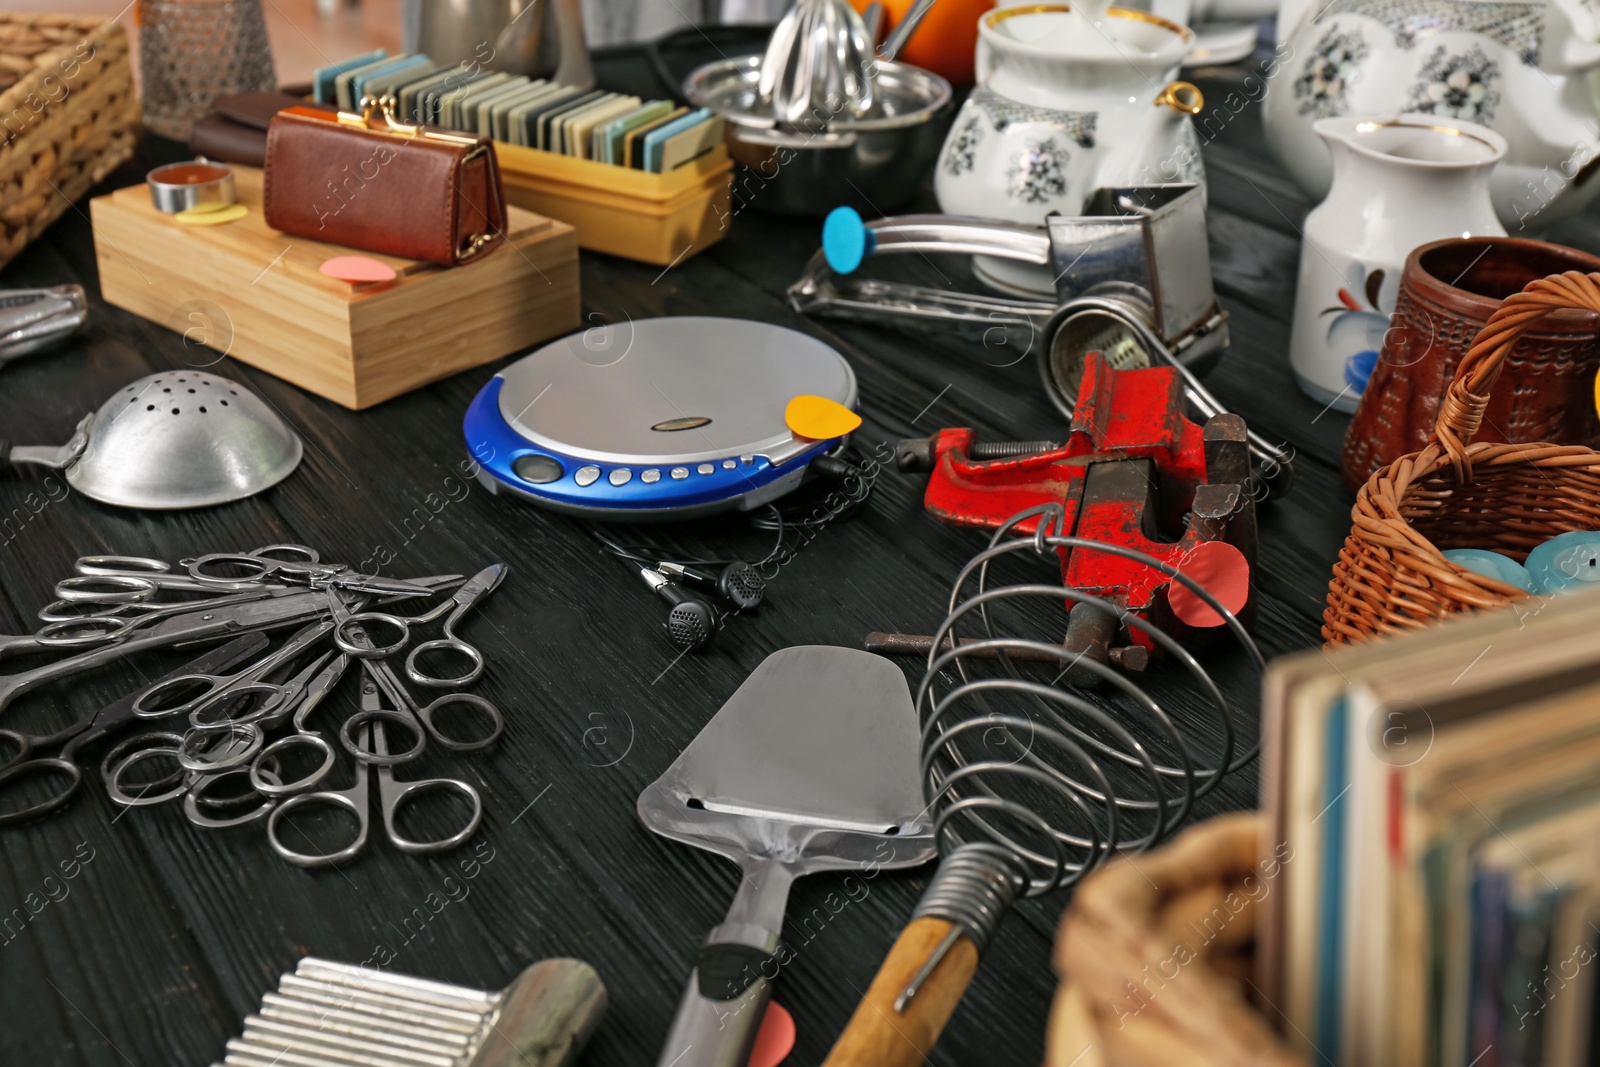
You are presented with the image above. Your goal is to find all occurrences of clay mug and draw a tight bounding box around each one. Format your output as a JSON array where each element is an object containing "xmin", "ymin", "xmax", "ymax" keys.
[{"xmin": 1341, "ymin": 236, "xmax": 1600, "ymax": 491}]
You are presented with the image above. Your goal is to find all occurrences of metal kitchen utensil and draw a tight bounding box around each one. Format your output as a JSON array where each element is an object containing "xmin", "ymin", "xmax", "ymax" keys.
[
  {"xmin": 213, "ymin": 955, "xmax": 606, "ymax": 1067},
  {"xmin": 683, "ymin": 55, "xmax": 950, "ymax": 216},
  {"xmin": 789, "ymin": 186, "xmax": 1295, "ymax": 493},
  {"xmin": 820, "ymin": 502, "xmax": 1267, "ymax": 1067},
  {"xmin": 638, "ymin": 645, "xmax": 935, "ymax": 1067},
  {"xmin": 758, "ymin": 0, "xmax": 940, "ymax": 126},
  {"xmin": 0, "ymin": 286, "xmax": 87, "ymax": 367},
  {"xmin": 1, "ymin": 370, "xmax": 302, "ymax": 509},
  {"xmin": 759, "ymin": 0, "xmax": 877, "ymax": 125}
]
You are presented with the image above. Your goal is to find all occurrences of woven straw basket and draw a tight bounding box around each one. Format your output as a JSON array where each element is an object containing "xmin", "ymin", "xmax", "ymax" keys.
[
  {"xmin": 1046, "ymin": 813, "xmax": 1304, "ymax": 1067},
  {"xmin": 0, "ymin": 12, "xmax": 139, "ymax": 270},
  {"xmin": 1323, "ymin": 271, "xmax": 1600, "ymax": 646}
]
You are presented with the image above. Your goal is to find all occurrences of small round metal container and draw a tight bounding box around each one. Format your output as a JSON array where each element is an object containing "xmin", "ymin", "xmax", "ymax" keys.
[
  {"xmin": 147, "ymin": 159, "xmax": 237, "ymax": 214},
  {"xmin": 684, "ymin": 55, "xmax": 952, "ymax": 217}
]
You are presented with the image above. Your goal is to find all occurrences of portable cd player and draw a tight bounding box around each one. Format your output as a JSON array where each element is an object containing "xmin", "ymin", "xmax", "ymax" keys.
[{"xmin": 463, "ymin": 316, "xmax": 859, "ymax": 519}]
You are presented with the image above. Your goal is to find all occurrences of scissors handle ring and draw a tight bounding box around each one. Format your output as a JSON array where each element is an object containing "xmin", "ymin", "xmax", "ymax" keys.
[
  {"xmin": 54, "ymin": 574, "xmax": 154, "ymax": 605},
  {"xmin": 183, "ymin": 766, "xmax": 277, "ymax": 828},
  {"xmin": 405, "ymin": 638, "xmax": 485, "ymax": 690},
  {"xmin": 250, "ymin": 734, "xmax": 336, "ymax": 796},
  {"xmin": 339, "ymin": 709, "xmax": 425, "ymax": 766},
  {"xmin": 177, "ymin": 721, "xmax": 263, "ymax": 773},
  {"xmin": 104, "ymin": 737, "xmax": 187, "ymax": 807},
  {"xmin": 134, "ymin": 672, "xmax": 222, "ymax": 719},
  {"xmin": 37, "ymin": 598, "xmax": 128, "ymax": 623},
  {"xmin": 419, "ymin": 694, "xmax": 504, "ymax": 752},
  {"xmin": 268, "ymin": 791, "xmax": 368, "ymax": 867},
  {"xmin": 74, "ymin": 555, "xmax": 170, "ymax": 576},
  {"xmin": 34, "ymin": 614, "xmax": 135, "ymax": 647},
  {"xmin": 250, "ymin": 544, "xmax": 321, "ymax": 565},
  {"xmin": 0, "ymin": 757, "xmax": 82, "ymax": 827},
  {"xmin": 380, "ymin": 777, "xmax": 484, "ymax": 855},
  {"xmin": 332, "ymin": 612, "xmax": 409, "ymax": 660},
  {"xmin": 187, "ymin": 682, "xmax": 284, "ymax": 728}
]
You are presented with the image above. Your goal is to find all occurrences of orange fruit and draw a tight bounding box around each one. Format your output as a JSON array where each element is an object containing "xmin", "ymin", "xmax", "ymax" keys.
[{"xmin": 851, "ymin": 0, "xmax": 997, "ymax": 85}]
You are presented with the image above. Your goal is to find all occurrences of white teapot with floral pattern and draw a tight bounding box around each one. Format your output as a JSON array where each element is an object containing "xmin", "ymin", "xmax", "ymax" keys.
[
  {"xmin": 935, "ymin": 2, "xmax": 1205, "ymax": 293},
  {"xmin": 1265, "ymin": 0, "xmax": 1600, "ymax": 227}
]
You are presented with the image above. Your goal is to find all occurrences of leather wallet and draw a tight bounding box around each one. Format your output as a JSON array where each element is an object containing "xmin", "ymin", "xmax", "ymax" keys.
[
  {"xmin": 263, "ymin": 102, "xmax": 506, "ymax": 267},
  {"xmin": 189, "ymin": 92, "xmax": 335, "ymax": 168}
]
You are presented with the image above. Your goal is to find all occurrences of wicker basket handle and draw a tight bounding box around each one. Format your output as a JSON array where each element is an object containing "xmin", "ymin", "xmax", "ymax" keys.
[{"xmin": 1432, "ymin": 270, "xmax": 1600, "ymax": 481}]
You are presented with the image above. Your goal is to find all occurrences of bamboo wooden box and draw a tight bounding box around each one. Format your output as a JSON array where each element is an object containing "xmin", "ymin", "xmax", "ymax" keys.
[
  {"xmin": 90, "ymin": 166, "xmax": 580, "ymax": 409},
  {"xmin": 495, "ymin": 141, "xmax": 733, "ymax": 266}
]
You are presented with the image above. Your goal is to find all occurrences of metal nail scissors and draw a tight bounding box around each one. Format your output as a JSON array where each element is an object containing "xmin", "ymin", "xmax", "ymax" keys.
[
  {"xmin": 0, "ymin": 575, "xmax": 461, "ymax": 720},
  {"xmin": 107, "ymin": 649, "xmax": 350, "ymax": 813},
  {"xmin": 186, "ymin": 545, "xmax": 436, "ymax": 598},
  {"xmin": 132, "ymin": 620, "xmax": 337, "ymax": 728},
  {"xmin": 337, "ymin": 650, "xmax": 504, "ymax": 766},
  {"xmin": 330, "ymin": 563, "xmax": 507, "ymax": 688},
  {"xmin": 267, "ymin": 691, "xmax": 483, "ymax": 867},
  {"xmin": 29, "ymin": 585, "xmax": 305, "ymax": 647},
  {"xmin": 55, "ymin": 554, "xmax": 277, "ymax": 602},
  {"xmin": 0, "ymin": 633, "xmax": 268, "ymax": 827}
]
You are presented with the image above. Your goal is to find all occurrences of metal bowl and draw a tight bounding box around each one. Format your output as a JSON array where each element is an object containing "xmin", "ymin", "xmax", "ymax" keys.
[{"xmin": 684, "ymin": 55, "xmax": 952, "ymax": 218}]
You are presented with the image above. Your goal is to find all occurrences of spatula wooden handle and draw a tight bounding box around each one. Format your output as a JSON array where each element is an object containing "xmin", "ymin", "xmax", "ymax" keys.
[{"xmin": 821, "ymin": 917, "xmax": 980, "ymax": 1067}]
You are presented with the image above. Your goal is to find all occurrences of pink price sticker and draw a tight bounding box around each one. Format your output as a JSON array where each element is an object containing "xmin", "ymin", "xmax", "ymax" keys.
[
  {"xmin": 750, "ymin": 1001, "xmax": 796, "ymax": 1067},
  {"xmin": 1167, "ymin": 540, "xmax": 1251, "ymax": 628},
  {"xmin": 320, "ymin": 256, "xmax": 398, "ymax": 284}
]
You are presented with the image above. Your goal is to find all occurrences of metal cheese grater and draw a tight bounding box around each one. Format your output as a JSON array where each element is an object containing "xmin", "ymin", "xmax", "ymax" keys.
[{"xmin": 211, "ymin": 956, "xmax": 606, "ymax": 1067}]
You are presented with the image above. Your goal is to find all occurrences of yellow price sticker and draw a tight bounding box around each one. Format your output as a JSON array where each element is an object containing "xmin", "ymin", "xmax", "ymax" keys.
[
  {"xmin": 785, "ymin": 394, "xmax": 861, "ymax": 440},
  {"xmin": 176, "ymin": 203, "xmax": 248, "ymax": 225}
]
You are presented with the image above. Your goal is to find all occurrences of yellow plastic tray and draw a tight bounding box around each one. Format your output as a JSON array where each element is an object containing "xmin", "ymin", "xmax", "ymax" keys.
[{"xmin": 495, "ymin": 142, "xmax": 733, "ymax": 266}]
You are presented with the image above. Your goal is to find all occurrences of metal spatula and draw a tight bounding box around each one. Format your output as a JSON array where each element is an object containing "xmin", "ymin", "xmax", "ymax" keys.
[{"xmin": 639, "ymin": 645, "xmax": 935, "ymax": 1067}]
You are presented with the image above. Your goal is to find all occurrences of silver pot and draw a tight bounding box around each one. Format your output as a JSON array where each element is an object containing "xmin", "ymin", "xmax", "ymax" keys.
[{"xmin": 683, "ymin": 54, "xmax": 952, "ymax": 218}]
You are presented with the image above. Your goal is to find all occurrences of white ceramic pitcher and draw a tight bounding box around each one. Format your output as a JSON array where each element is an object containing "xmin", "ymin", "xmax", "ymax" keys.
[{"xmin": 1289, "ymin": 114, "xmax": 1506, "ymax": 410}]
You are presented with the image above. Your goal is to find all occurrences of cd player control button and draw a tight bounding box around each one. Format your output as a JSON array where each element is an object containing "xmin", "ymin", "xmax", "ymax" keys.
[
  {"xmin": 512, "ymin": 454, "xmax": 564, "ymax": 484},
  {"xmin": 574, "ymin": 465, "xmax": 601, "ymax": 487},
  {"xmin": 670, "ymin": 467, "xmax": 689, "ymax": 480},
  {"xmin": 740, "ymin": 454, "xmax": 754, "ymax": 464},
  {"xmin": 609, "ymin": 468, "xmax": 633, "ymax": 486},
  {"xmin": 721, "ymin": 459, "xmax": 737, "ymax": 470},
  {"xmin": 641, "ymin": 469, "xmax": 661, "ymax": 484},
  {"xmin": 697, "ymin": 463, "xmax": 715, "ymax": 475}
]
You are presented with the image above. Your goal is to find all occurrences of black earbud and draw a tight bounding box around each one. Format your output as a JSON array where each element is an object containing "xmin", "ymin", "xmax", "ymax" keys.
[
  {"xmin": 657, "ymin": 561, "xmax": 766, "ymax": 611},
  {"xmin": 640, "ymin": 568, "xmax": 723, "ymax": 651}
]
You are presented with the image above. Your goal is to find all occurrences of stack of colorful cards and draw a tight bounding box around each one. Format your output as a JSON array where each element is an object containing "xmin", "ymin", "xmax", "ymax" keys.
[{"xmin": 311, "ymin": 53, "xmax": 726, "ymax": 174}]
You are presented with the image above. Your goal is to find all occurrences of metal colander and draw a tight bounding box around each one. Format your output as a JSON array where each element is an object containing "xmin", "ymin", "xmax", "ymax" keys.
[{"xmin": 4, "ymin": 371, "xmax": 303, "ymax": 509}]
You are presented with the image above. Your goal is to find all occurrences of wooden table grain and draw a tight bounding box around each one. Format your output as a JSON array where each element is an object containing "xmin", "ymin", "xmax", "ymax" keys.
[{"xmin": 4, "ymin": 39, "xmax": 1594, "ymax": 1067}]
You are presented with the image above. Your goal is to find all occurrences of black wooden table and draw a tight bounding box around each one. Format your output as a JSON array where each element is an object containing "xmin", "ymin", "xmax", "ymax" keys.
[{"xmin": 6, "ymin": 37, "xmax": 1599, "ymax": 1067}]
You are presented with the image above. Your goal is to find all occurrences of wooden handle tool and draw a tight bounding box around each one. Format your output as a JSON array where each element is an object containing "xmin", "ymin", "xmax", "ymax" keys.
[{"xmin": 822, "ymin": 916, "xmax": 981, "ymax": 1067}]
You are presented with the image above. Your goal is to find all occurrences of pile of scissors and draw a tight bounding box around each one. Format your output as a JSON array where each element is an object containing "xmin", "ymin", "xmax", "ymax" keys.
[{"xmin": 0, "ymin": 545, "xmax": 510, "ymax": 868}]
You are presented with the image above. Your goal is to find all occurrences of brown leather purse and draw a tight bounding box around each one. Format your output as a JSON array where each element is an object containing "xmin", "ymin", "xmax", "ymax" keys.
[{"xmin": 263, "ymin": 99, "xmax": 506, "ymax": 267}]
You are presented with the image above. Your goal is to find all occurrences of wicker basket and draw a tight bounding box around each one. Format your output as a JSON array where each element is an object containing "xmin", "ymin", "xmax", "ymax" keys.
[
  {"xmin": 0, "ymin": 13, "xmax": 139, "ymax": 270},
  {"xmin": 1047, "ymin": 813, "xmax": 1304, "ymax": 1067},
  {"xmin": 1323, "ymin": 271, "xmax": 1600, "ymax": 646}
]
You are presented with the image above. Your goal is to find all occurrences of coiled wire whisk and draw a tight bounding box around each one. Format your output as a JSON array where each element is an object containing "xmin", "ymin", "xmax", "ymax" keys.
[{"xmin": 822, "ymin": 501, "xmax": 1265, "ymax": 1066}]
